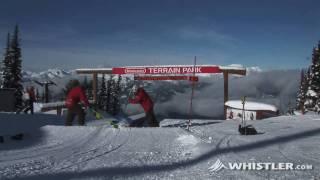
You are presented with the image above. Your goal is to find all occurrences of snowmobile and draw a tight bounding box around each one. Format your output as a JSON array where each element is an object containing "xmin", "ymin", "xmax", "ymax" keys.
[{"xmin": 238, "ymin": 124, "xmax": 257, "ymax": 135}]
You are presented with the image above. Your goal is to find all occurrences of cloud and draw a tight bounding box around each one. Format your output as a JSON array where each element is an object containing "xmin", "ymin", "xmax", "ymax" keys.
[
  {"xmin": 154, "ymin": 70, "xmax": 300, "ymax": 119},
  {"xmin": 177, "ymin": 26, "xmax": 237, "ymax": 47}
]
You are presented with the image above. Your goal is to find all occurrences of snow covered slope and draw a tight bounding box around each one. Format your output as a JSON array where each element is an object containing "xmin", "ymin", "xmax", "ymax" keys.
[{"xmin": 0, "ymin": 114, "xmax": 319, "ymax": 179}]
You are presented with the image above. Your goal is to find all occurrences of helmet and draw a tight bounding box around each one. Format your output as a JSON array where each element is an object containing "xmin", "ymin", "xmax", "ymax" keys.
[
  {"xmin": 132, "ymin": 84, "xmax": 138, "ymax": 93},
  {"xmin": 70, "ymin": 79, "xmax": 80, "ymax": 88}
]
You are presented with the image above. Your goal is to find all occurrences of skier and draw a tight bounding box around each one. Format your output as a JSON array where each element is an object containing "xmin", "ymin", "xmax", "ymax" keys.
[
  {"xmin": 24, "ymin": 86, "xmax": 36, "ymax": 114},
  {"xmin": 128, "ymin": 85, "xmax": 159, "ymax": 127},
  {"xmin": 228, "ymin": 110, "xmax": 234, "ymax": 119},
  {"xmin": 250, "ymin": 112, "xmax": 254, "ymax": 120},
  {"xmin": 65, "ymin": 79, "xmax": 90, "ymax": 126}
]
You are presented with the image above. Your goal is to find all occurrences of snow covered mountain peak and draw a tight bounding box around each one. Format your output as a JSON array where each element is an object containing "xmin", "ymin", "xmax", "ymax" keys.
[
  {"xmin": 22, "ymin": 68, "xmax": 71, "ymax": 80},
  {"xmin": 39, "ymin": 68, "xmax": 70, "ymax": 78}
]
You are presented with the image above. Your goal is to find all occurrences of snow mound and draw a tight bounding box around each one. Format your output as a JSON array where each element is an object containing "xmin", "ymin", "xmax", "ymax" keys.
[{"xmin": 176, "ymin": 134, "xmax": 199, "ymax": 146}]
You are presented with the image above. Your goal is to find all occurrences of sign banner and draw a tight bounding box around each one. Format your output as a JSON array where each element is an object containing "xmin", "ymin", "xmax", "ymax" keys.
[
  {"xmin": 112, "ymin": 66, "xmax": 221, "ymax": 75},
  {"xmin": 134, "ymin": 76, "xmax": 199, "ymax": 82}
]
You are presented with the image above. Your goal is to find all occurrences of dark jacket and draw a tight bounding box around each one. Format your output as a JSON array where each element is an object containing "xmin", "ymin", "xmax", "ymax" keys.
[{"xmin": 129, "ymin": 88, "xmax": 153, "ymax": 112}]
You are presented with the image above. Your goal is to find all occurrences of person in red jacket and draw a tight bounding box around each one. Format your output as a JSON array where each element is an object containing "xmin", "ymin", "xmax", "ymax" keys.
[
  {"xmin": 65, "ymin": 79, "xmax": 89, "ymax": 126},
  {"xmin": 24, "ymin": 86, "xmax": 36, "ymax": 114},
  {"xmin": 128, "ymin": 85, "xmax": 159, "ymax": 127}
]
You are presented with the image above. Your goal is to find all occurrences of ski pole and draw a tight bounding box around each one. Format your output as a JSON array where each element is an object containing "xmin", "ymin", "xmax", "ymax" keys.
[
  {"xmin": 187, "ymin": 56, "xmax": 197, "ymax": 130},
  {"xmin": 124, "ymin": 88, "xmax": 134, "ymax": 113}
]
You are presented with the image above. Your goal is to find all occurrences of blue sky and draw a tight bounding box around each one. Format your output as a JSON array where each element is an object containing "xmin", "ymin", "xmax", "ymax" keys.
[{"xmin": 0, "ymin": 0, "xmax": 319, "ymax": 71}]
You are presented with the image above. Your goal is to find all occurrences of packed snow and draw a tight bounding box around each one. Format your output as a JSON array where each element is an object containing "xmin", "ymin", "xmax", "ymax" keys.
[{"xmin": 0, "ymin": 113, "xmax": 320, "ymax": 179}]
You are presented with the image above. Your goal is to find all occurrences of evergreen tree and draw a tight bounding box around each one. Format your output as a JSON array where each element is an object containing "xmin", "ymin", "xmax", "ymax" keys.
[
  {"xmin": 0, "ymin": 57, "xmax": 3, "ymax": 87},
  {"xmin": 109, "ymin": 78, "xmax": 116, "ymax": 114},
  {"xmin": 81, "ymin": 76, "xmax": 90, "ymax": 97},
  {"xmin": 112, "ymin": 75, "xmax": 122, "ymax": 115},
  {"xmin": 304, "ymin": 43, "xmax": 320, "ymax": 112},
  {"xmin": 11, "ymin": 25, "xmax": 23, "ymax": 107},
  {"xmin": 296, "ymin": 69, "xmax": 308, "ymax": 112},
  {"xmin": 98, "ymin": 74, "xmax": 107, "ymax": 110},
  {"xmin": 105, "ymin": 75, "xmax": 113, "ymax": 113},
  {"xmin": 1, "ymin": 25, "xmax": 23, "ymax": 108},
  {"xmin": 87, "ymin": 79, "xmax": 93, "ymax": 100},
  {"xmin": 82, "ymin": 76, "xmax": 89, "ymax": 89},
  {"xmin": 2, "ymin": 33, "xmax": 13, "ymax": 88},
  {"xmin": 314, "ymin": 41, "xmax": 320, "ymax": 112}
]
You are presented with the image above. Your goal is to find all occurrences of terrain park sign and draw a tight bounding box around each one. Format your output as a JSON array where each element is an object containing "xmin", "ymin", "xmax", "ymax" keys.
[{"xmin": 112, "ymin": 66, "xmax": 221, "ymax": 75}]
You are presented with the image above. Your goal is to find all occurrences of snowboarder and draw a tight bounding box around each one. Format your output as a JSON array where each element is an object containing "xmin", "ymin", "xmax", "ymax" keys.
[
  {"xmin": 65, "ymin": 79, "xmax": 90, "ymax": 126},
  {"xmin": 24, "ymin": 86, "xmax": 36, "ymax": 114},
  {"xmin": 128, "ymin": 85, "xmax": 159, "ymax": 127}
]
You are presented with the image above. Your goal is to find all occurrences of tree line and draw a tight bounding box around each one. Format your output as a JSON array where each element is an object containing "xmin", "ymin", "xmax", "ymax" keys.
[{"xmin": 97, "ymin": 74, "xmax": 122, "ymax": 115}]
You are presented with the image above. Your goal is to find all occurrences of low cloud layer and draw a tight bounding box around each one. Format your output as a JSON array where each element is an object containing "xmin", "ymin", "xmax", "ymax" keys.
[{"xmin": 153, "ymin": 70, "xmax": 300, "ymax": 119}]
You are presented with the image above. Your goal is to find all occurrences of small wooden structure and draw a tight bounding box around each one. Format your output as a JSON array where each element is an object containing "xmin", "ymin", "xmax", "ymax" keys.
[
  {"xmin": 76, "ymin": 65, "xmax": 246, "ymax": 119},
  {"xmin": 225, "ymin": 100, "xmax": 279, "ymax": 120}
]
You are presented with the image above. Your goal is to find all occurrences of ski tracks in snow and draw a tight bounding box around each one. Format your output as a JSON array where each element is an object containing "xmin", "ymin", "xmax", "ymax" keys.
[
  {"xmin": 56, "ymin": 128, "xmax": 132, "ymax": 172},
  {"xmin": 0, "ymin": 126, "xmax": 132, "ymax": 179}
]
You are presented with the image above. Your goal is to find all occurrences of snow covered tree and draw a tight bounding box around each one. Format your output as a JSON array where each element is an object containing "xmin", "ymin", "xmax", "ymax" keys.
[
  {"xmin": 88, "ymin": 79, "xmax": 94, "ymax": 100},
  {"xmin": 296, "ymin": 69, "xmax": 308, "ymax": 112},
  {"xmin": 2, "ymin": 33, "xmax": 12, "ymax": 88},
  {"xmin": 2, "ymin": 25, "xmax": 23, "ymax": 108},
  {"xmin": 111, "ymin": 75, "xmax": 122, "ymax": 115},
  {"xmin": 10, "ymin": 25, "xmax": 24, "ymax": 108},
  {"xmin": 81, "ymin": 76, "xmax": 92, "ymax": 99},
  {"xmin": 304, "ymin": 42, "xmax": 320, "ymax": 112},
  {"xmin": 104, "ymin": 75, "xmax": 122, "ymax": 115},
  {"xmin": 105, "ymin": 75, "xmax": 113, "ymax": 112},
  {"xmin": 109, "ymin": 78, "xmax": 116, "ymax": 114},
  {"xmin": 98, "ymin": 74, "xmax": 107, "ymax": 110},
  {"xmin": 0, "ymin": 52, "xmax": 4, "ymax": 87}
]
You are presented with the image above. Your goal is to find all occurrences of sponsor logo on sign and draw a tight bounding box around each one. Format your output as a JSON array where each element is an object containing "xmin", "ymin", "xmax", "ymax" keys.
[{"xmin": 125, "ymin": 68, "xmax": 146, "ymax": 74}]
